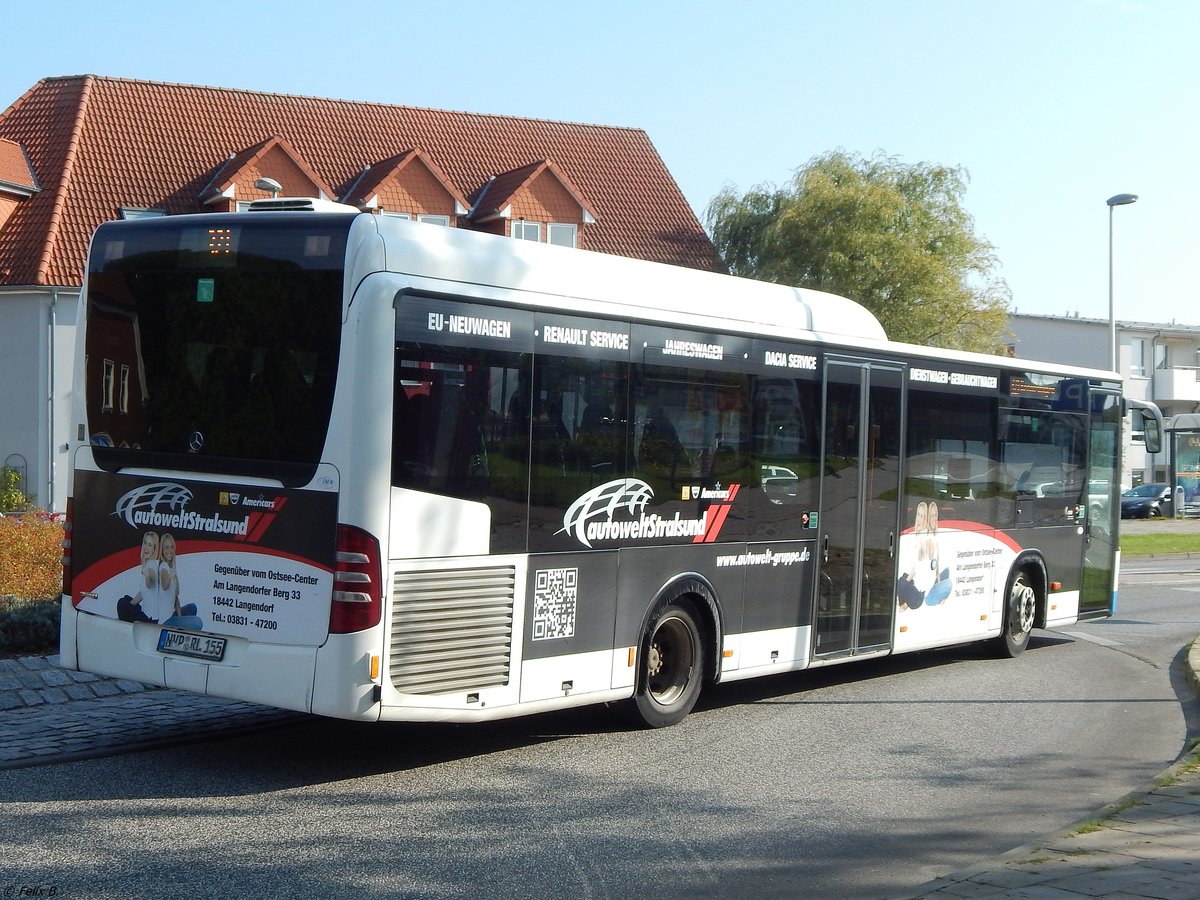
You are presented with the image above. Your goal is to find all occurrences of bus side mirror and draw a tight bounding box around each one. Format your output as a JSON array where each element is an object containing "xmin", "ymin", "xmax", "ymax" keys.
[
  {"xmin": 1144, "ymin": 414, "xmax": 1162, "ymax": 455},
  {"xmin": 1126, "ymin": 398, "xmax": 1164, "ymax": 454}
]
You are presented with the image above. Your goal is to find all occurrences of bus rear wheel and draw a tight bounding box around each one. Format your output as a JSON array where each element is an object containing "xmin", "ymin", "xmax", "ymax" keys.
[
  {"xmin": 632, "ymin": 601, "xmax": 704, "ymax": 728},
  {"xmin": 999, "ymin": 570, "xmax": 1037, "ymax": 657}
]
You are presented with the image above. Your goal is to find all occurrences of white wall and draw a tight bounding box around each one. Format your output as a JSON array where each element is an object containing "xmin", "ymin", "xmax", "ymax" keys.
[
  {"xmin": 1009, "ymin": 316, "xmax": 1109, "ymax": 371},
  {"xmin": 0, "ymin": 288, "xmax": 79, "ymax": 512}
]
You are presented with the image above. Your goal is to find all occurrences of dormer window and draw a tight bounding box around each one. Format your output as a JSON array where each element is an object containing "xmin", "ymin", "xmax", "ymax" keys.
[
  {"xmin": 472, "ymin": 160, "xmax": 596, "ymax": 248},
  {"xmin": 382, "ymin": 211, "xmax": 452, "ymax": 226},
  {"xmin": 512, "ymin": 221, "xmax": 540, "ymax": 242},
  {"xmin": 549, "ymin": 223, "xmax": 577, "ymax": 248}
]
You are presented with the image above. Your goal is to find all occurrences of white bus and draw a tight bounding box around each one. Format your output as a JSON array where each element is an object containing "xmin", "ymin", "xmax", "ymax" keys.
[{"xmin": 59, "ymin": 202, "xmax": 1161, "ymax": 727}]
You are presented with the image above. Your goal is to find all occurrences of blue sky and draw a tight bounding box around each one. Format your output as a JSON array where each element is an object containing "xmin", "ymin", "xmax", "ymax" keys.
[{"xmin": 4, "ymin": 0, "xmax": 1196, "ymax": 325}]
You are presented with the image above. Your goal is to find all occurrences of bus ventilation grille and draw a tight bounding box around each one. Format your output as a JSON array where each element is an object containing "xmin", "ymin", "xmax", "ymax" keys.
[{"xmin": 389, "ymin": 565, "xmax": 516, "ymax": 695}]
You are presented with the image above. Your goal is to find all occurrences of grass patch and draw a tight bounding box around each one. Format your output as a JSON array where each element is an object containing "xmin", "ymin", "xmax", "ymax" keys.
[{"xmin": 1120, "ymin": 532, "xmax": 1200, "ymax": 556}]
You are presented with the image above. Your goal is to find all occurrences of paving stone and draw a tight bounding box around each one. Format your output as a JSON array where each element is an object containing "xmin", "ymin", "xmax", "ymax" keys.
[
  {"xmin": 39, "ymin": 668, "xmax": 72, "ymax": 687},
  {"xmin": 90, "ymin": 681, "xmax": 121, "ymax": 697}
]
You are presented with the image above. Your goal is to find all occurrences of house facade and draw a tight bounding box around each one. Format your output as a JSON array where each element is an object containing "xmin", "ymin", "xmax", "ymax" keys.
[
  {"xmin": 0, "ymin": 75, "xmax": 719, "ymax": 512},
  {"xmin": 1009, "ymin": 312, "xmax": 1200, "ymax": 489}
]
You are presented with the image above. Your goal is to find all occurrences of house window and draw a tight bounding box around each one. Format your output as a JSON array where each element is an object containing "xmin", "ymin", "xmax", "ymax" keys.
[
  {"xmin": 119, "ymin": 366, "xmax": 130, "ymax": 414},
  {"xmin": 102, "ymin": 360, "xmax": 115, "ymax": 412},
  {"xmin": 512, "ymin": 221, "xmax": 540, "ymax": 242},
  {"xmin": 549, "ymin": 223, "xmax": 577, "ymax": 248},
  {"xmin": 1130, "ymin": 338, "xmax": 1147, "ymax": 377},
  {"xmin": 382, "ymin": 212, "xmax": 449, "ymax": 226},
  {"xmin": 1155, "ymin": 343, "xmax": 1168, "ymax": 370}
]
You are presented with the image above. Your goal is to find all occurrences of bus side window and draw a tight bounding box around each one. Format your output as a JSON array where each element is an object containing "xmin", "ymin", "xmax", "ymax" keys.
[{"xmin": 422, "ymin": 382, "xmax": 486, "ymax": 493}]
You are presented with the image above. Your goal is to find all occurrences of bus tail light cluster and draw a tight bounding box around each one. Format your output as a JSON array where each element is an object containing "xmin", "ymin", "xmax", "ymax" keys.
[
  {"xmin": 329, "ymin": 524, "xmax": 383, "ymax": 634},
  {"xmin": 61, "ymin": 498, "xmax": 74, "ymax": 597}
]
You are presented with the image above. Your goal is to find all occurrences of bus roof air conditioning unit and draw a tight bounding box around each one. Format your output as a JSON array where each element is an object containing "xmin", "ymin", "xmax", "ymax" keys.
[{"xmin": 247, "ymin": 198, "xmax": 361, "ymax": 213}]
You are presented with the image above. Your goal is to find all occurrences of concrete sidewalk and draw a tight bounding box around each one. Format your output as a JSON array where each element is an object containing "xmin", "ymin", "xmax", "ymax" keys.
[{"xmin": 900, "ymin": 636, "xmax": 1200, "ymax": 899}]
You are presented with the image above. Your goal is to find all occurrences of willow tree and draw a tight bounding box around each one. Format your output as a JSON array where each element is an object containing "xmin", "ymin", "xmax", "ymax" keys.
[{"xmin": 705, "ymin": 150, "xmax": 1010, "ymax": 352}]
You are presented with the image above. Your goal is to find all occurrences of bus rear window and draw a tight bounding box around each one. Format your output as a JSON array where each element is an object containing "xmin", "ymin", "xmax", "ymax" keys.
[{"xmin": 83, "ymin": 216, "xmax": 351, "ymax": 483}]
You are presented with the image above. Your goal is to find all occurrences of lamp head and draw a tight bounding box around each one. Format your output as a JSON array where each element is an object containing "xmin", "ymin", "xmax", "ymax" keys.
[{"xmin": 1106, "ymin": 193, "xmax": 1138, "ymax": 207}]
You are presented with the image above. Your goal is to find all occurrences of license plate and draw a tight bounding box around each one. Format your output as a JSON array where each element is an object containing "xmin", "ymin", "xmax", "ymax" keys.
[{"xmin": 158, "ymin": 629, "xmax": 227, "ymax": 662}]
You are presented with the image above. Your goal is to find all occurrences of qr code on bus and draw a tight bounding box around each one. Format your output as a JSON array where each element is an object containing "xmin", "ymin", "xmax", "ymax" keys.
[{"xmin": 532, "ymin": 567, "xmax": 578, "ymax": 641}]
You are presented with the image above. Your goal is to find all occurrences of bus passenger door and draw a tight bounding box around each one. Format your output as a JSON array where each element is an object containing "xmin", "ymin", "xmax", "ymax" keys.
[
  {"xmin": 815, "ymin": 360, "xmax": 904, "ymax": 656},
  {"xmin": 1079, "ymin": 389, "xmax": 1121, "ymax": 617}
]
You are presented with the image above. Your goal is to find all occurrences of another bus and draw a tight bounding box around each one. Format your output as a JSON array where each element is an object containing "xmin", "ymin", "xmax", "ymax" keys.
[{"xmin": 59, "ymin": 201, "xmax": 1162, "ymax": 727}]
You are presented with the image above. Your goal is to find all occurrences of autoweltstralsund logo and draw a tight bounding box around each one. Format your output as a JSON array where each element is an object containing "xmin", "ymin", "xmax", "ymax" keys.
[
  {"xmin": 558, "ymin": 479, "xmax": 653, "ymax": 548},
  {"xmin": 114, "ymin": 482, "xmax": 193, "ymax": 527},
  {"xmin": 113, "ymin": 481, "xmax": 250, "ymax": 536}
]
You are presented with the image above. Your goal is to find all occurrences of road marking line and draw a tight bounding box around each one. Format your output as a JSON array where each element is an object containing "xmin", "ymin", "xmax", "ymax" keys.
[{"xmin": 1063, "ymin": 631, "xmax": 1123, "ymax": 647}]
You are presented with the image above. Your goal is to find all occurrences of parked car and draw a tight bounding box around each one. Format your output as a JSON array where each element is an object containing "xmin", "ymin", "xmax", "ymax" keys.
[{"xmin": 1120, "ymin": 483, "xmax": 1171, "ymax": 519}]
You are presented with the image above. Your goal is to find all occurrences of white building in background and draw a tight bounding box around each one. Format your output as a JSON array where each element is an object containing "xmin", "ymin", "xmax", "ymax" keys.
[{"xmin": 1008, "ymin": 313, "xmax": 1200, "ymax": 488}]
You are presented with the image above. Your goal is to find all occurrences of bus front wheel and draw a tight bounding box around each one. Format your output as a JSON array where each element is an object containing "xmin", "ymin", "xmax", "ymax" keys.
[
  {"xmin": 999, "ymin": 569, "xmax": 1037, "ymax": 658},
  {"xmin": 632, "ymin": 601, "xmax": 704, "ymax": 728}
]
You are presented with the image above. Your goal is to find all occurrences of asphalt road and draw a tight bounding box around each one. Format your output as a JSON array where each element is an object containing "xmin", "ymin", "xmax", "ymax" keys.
[{"xmin": 1, "ymin": 563, "xmax": 1196, "ymax": 899}]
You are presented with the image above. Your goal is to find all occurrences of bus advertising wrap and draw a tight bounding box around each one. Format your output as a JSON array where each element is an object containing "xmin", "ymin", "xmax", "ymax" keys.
[{"xmin": 70, "ymin": 469, "xmax": 338, "ymax": 647}]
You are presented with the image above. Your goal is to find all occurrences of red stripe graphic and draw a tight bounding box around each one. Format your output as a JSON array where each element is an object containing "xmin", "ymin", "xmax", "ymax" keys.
[{"xmin": 694, "ymin": 483, "xmax": 740, "ymax": 543}]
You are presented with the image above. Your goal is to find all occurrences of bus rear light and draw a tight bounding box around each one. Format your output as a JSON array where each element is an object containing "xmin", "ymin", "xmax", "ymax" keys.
[
  {"xmin": 61, "ymin": 498, "xmax": 74, "ymax": 597},
  {"xmin": 330, "ymin": 525, "xmax": 383, "ymax": 634}
]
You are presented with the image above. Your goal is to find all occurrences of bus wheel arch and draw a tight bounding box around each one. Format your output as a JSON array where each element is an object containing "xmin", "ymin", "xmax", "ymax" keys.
[
  {"xmin": 631, "ymin": 576, "xmax": 721, "ymax": 728},
  {"xmin": 998, "ymin": 553, "xmax": 1045, "ymax": 658}
]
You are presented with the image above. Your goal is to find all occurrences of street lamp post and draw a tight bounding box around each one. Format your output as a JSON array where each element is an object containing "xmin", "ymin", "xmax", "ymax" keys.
[{"xmin": 1107, "ymin": 192, "xmax": 1138, "ymax": 372}]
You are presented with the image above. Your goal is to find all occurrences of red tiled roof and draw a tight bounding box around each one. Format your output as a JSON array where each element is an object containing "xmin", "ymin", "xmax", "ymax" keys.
[
  {"xmin": 0, "ymin": 75, "xmax": 719, "ymax": 286},
  {"xmin": 0, "ymin": 138, "xmax": 38, "ymax": 194}
]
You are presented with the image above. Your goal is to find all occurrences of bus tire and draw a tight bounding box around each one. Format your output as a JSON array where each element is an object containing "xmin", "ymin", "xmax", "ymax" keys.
[
  {"xmin": 998, "ymin": 568, "xmax": 1037, "ymax": 658},
  {"xmin": 632, "ymin": 601, "xmax": 704, "ymax": 728}
]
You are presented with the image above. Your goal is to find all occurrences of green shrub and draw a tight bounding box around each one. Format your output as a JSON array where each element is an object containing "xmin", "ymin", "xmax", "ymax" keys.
[
  {"xmin": 1, "ymin": 466, "xmax": 32, "ymax": 513},
  {"xmin": 0, "ymin": 595, "xmax": 60, "ymax": 654}
]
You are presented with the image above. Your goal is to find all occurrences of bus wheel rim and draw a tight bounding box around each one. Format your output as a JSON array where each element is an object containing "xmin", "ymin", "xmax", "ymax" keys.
[{"xmin": 647, "ymin": 615, "xmax": 696, "ymax": 707}]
